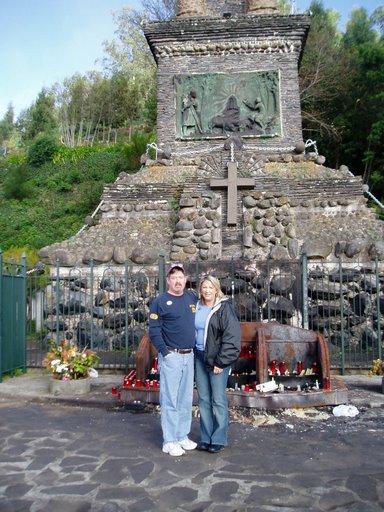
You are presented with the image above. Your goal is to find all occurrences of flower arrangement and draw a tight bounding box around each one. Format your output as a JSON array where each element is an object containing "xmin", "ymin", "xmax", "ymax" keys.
[
  {"xmin": 368, "ymin": 359, "xmax": 384, "ymax": 377},
  {"xmin": 43, "ymin": 340, "xmax": 99, "ymax": 381}
]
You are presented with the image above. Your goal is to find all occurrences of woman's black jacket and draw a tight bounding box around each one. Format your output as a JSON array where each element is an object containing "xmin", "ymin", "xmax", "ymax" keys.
[{"xmin": 199, "ymin": 298, "xmax": 241, "ymax": 370}]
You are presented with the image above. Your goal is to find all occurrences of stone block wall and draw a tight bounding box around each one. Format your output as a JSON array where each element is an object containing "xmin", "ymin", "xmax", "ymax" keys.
[
  {"xmin": 205, "ymin": 0, "xmax": 246, "ymax": 16},
  {"xmin": 144, "ymin": 14, "xmax": 310, "ymax": 152},
  {"xmin": 156, "ymin": 54, "xmax": 302, "ymax": 151}
]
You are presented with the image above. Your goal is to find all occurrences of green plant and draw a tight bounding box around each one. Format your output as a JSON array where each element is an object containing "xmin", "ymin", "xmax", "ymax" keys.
[
  {"xmin": 368, "ymin": 359, "xmax": 384, "ymax": 376},
  {"xmin": 27, "ymin": 135, "xmax": 58, "ymax": 167},
  {"xmin": 3, "ymin": 164, "xmax": 32, "ymax": 200},
  {"xmin": 43, "ymin": 340, "xmax": 99, "ymax": 380}
]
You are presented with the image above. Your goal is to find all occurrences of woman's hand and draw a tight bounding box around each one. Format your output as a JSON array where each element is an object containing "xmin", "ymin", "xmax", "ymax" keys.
[{"xmin": 213, "ymin": 366, "xmax": 223, "ymax": 374}]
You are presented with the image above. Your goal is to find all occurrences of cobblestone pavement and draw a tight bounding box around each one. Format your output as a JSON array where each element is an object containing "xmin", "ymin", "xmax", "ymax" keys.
[{"xmin": 0, "ymin": 373, "xmax": 383, "ymax": 512}]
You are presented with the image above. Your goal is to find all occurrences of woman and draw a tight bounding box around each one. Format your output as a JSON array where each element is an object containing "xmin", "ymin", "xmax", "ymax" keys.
[{"xmin": 194, "ymin": 275, "xmax": 241, "ymax": 453}]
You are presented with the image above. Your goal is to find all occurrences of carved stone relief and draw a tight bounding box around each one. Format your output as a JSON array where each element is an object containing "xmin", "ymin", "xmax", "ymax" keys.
[{"xmin": 175, "ymin": 71, "xmax": 281, "ymax": 139}]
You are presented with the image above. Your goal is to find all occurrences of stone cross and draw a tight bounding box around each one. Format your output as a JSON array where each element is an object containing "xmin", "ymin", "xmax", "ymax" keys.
[{"xmin": 210, "ymin": 161, "xmax": 254, "ymax": 225}]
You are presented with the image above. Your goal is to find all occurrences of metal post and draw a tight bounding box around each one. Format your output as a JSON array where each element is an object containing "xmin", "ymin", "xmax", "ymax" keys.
[
  {"xmin": 10, "ymin": 258, "xmax": 15, "ymax": 374},
  {"xmin": 158, "ymin": 252, "xmax": 166, "ymax": 294},
  {"xmin": 339, "ymin": 258, "xmax": 345, "ymax": 375},
  {"xmin": 376, "ymin": 257, "xmax": 382, "ymax": 360},
  {"xmin": 124, "ymin": 260, "xmax": 129, "ymax": 371},
  {"xmin": 266, "ymin": 257, "xmax": 271, "ymax": 321},
  {"xmin": 0, "ymin": 249, "xmax": 2, "ymax": 382},
  {"xmin": 301, "ymin": 251, "xmax": 308, "ymax": 329},
  {"xmin": 21, "ymin": 253, "xmax": 27, "ymax": 374},
  {"xmin": 90, "ymin": 259, "xmax": 94, "ymax": 350},
  {"xmin": 55, "ymin": 258, "xmax": 60, "ymax": 346}
]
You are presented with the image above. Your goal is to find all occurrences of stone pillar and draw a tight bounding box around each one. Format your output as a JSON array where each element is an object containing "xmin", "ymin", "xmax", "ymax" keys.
[
  {"xmin": 246, "ymin": 0, "xmax": 279, "ymax": 14},
  {"xmin": 177, "ymin": 0, "xmax": 206, "ymax": 17}
]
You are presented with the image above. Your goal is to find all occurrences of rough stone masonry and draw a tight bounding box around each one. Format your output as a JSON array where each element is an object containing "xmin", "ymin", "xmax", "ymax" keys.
[{"xmin": 39, "ymin": 0, "xmax": 384, "ymax": 270}]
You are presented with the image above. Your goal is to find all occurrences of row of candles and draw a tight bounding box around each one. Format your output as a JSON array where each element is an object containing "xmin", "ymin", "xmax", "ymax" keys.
[
  {"xmin": 268, "ymin": 360, "xmax": 318, "ymax": 376},
  {"xmin": 111, "ymin": 368, "xmax": 160, "ymax": 397}
]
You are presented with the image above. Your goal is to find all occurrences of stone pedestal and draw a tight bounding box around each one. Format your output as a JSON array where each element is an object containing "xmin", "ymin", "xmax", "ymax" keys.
[
  {"xmin": 177, "ymin": 0, "xmax": 206, "ymax": 16},
  {"xmin": 49, "ymin": 377, "xmax": 91, "ymax": 397}
]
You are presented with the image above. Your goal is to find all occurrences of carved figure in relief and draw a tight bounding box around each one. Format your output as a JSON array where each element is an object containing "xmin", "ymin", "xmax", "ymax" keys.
[
  {"xmin": 182, "ymin": 90, "xmax": 203, "ymax": 135},
  {"xmin": 243, "ymin": 96, "xmax": 267, "ymax": 131},
  {"xmin": 209, "ymin": 95, "xmax": 241, "ymax": 133}
]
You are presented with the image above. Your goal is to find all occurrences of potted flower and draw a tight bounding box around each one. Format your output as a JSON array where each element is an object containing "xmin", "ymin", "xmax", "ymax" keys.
[
  {"xmin": 368, "ymin": 359, "xmax": 384, "ymax": 394},
  {"xmin": 43, "ymin": 340, "xmax": 99, "ymax": 396}
]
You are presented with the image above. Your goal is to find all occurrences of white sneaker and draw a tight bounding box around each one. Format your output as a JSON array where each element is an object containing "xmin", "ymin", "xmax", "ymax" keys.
[
  {"xmin": 179, "ymin": 438, "xmax": 197, "ymax": 450},
  {"xmin": 162, "ymin": 442, "xmax": 185, "ymax": 456}
]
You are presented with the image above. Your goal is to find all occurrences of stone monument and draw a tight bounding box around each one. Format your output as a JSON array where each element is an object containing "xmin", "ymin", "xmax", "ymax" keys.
[{"xmin": 38, "ymin": 0, "xmax": 384, "ymax": 268}]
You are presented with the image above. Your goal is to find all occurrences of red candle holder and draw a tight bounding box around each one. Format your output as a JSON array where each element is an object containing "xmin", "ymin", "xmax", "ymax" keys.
[
  {"xmin": 279, "ymin": 361, "xmax": 286, "ymax": 374},
  {"xmin": 270, "ymin": 360, "xmax": 277, "ymax": 374},
  {"xmin": 111, "ymin": 386, "xmax": 117, "ymax": 395},
  {"xmin": 136, "ymin": 379, "xmax": 142, "ymax": 388},
  {"xmin": 244, "ymin": 384, "xmax": 250, "ymax": 392},
  {"xmin": 297, "ymin": 361, "xmax": 303, "ymax": 374},
  {"xmin": 145, "ymin": 379, "xmax": 150, "ymax": 388},
  {"xmin": 152, "ymin": 380, "xmax": 158, "ymax": 388}
]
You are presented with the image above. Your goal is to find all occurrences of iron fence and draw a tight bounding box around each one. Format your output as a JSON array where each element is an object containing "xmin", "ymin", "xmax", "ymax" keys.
[
  {"xmin": 0, "ymin": 252, "xmax": 27, "ymax": 381},
  {"xmin": 22, "ymin": 254, "xmax": 383, "ymax": 374}
]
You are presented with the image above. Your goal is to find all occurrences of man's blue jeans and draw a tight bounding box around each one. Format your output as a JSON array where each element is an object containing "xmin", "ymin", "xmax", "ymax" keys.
[
  {"xmin": 158, "ymin": 351, "xmax": 194, "ymax": 445},
  {"xmin": 195, "ymin": 353, "xmax": 231, "ymax": 446}
]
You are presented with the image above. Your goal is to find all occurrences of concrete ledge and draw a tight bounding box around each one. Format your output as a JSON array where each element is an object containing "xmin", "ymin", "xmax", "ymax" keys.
[
  {"xmin": 118, "ymin": 376, "xmax": 348, "ymax": 410},
  {"xmin": 49, "ymin": 377, "xmax": 91, "ymax": 396}
]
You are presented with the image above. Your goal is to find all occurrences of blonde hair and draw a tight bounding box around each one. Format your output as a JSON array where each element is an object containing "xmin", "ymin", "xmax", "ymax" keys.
[{"xmin": 199, "ymin": 275, "xmax": 225, "ymax": 304}]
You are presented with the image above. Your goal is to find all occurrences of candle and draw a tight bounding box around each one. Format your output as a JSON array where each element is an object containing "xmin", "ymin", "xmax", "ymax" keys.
[
  {"xmin": 270, "ymin": 360, "xmax": 277, "ymax": 374},
  {"xmin": 279, "ymin": 361, "xmax": 286, "ymax": 374},
  {"xmin": 297, "ymin": 361, "xmax": 303, "ymax": 373},
  {"xmin": 111, "ymin": 387, "xmax": 117, "ymax": 395}
]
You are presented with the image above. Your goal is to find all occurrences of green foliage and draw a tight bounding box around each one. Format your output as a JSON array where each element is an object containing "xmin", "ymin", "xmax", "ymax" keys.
[
  {"xmin": 27, "ymin": 135, "xmax": 58, "ymax": 167},
  {"xmin": 121, "ymin": 131, "xmax": 155, "ymax": 170},
  {"xmin": 3, "ymin": 164, "xmax": 32, "ymax": 200},
  {"xmin": 0, "ymin": 104, "xmax": 15, "ymax": 144},
  {"xmin": 19, "ymin": 88, "xmax": 57, "ymax": 142},
  {"xmin": 2, "ymin": 246, "xmax": 41, "ymax": 265},
  {"xmin": 0, "ymin": 137, "xmax": 143, "ymax": 251}
]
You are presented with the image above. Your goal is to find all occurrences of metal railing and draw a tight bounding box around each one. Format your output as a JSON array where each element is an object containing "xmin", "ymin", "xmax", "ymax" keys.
[{"xmin": 20, "ymin": 254, "xmax": 383, "ymax": 374}]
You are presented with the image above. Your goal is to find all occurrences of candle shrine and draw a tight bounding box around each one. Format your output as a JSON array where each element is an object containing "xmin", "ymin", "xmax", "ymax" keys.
[{"xmin": 117, "ymin": 321, "xmax": 348, "ymax": 409}]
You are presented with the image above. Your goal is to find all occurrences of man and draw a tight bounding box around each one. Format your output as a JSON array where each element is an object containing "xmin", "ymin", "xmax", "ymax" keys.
[{"xmin": 149, "ymin": 264, "xmax": 198, "ymax": 456}]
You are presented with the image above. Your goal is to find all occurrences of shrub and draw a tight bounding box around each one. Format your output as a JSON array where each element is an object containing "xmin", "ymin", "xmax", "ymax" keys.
[
  {"xmin": 27, "ymin": 135, "xmax": 58, "ymax": 167},
  {"xmin": 3, "ymin": 164, "xmax": 32, "ymax": 199}
]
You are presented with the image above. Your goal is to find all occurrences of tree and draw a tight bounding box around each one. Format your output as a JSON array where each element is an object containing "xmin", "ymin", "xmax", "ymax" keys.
[
  {"xmin": 99, "ymin": 1, "xmax": 177, "ymax": 133},
  {"xmin": 140, "ymin": 0, "xmax": 176, "ymax": 21},
  {"xmin": 18, "ymin": 88, "xmax": 57, "ymax": 142},
  {"xmin": 54, "ymin": 72, "xmax": 109, "ymax": 147},
  {"xmin": 371, "ymin": 6, "xmax": 384, "ymax": 37},
  {"xmin": 343, "ymin": 7, "xmax": 378, "ymax": 48},
  {"xmin": 0, "ymin": 103, "xmax": 15, "ymax": 144},
  {"xmin": 299, "ymin": 1, "xmax": 352, "ymax": 151}
]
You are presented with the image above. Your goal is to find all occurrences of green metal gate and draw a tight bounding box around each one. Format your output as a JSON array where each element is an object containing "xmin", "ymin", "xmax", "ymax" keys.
[{"xmin": 0, "ymin": 252, "xmax": 27, "ymax": 382}]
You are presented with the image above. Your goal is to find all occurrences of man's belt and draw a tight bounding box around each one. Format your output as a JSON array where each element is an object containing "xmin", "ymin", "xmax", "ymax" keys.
[{"xmin": 166, "ymin": 347, "xmax": 193, "ymax": 354}]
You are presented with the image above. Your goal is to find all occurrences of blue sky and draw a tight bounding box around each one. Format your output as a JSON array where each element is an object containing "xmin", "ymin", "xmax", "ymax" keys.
[{"xmin": 0, "ymin": 0, "xmax": 381, "ymax": 118}]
